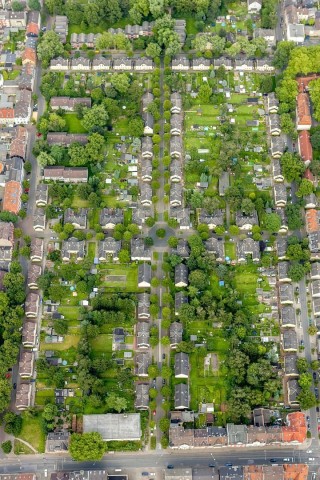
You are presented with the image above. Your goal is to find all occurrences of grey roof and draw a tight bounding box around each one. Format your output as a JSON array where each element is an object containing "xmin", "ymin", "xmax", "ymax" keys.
[
  {"xmin": 171, "ymin": 92, "xmax": 182, "ymax": 112},
  {"xmin": 64, "ymin": 208, "xmax": 87, "ymax": 228},
  {"xmin": 83, "ymin": 413, "xmax": 141, "ymax": 441},
  {"xmin": 46, "ymin": 431, "xmax": 70, "ymax": 453},
  {"xmin": 33, "ymin": 208, "xmax": 46, "ymax": 229},
  {"xmin": 141, "ymin": 92, "xmax": 154, "ymax": 111},
  {"xmin": 113, "ymin": 57, "xmax": 133, "ymax": 68},
  {"xmin": 35, "ymin": 183, "xmax": 48, "ymax": 204},
  {"xmin": 170, "ymin": 159, "xmax": 183, "ymax": 179},
  {"xmin": 98, "ymin": 237, "xmax": 121, "ymax": 259},
  {"xmin": 268, "ymin": 92, "xmax": 279, "ymax": 111},
  {"xmin": 25, "ymin": 292, "xmax": 39, "ymax": 315},
  {"xmin": 22, "ymin": 321, "xmax": 37, "ymax": 346},
  {"xmin": 99, "ymin": 208, "xmax": 123, "ymax": 228},
  {"xmin": 287, "ymin": 379, "xmax": 300, "ymax": 404},
  {"xmin": 278, "ymin": 261, "xmax": 291, "ymax": 281},
  {"xmin": 274, "ymin": 183, "xmax": 287, "ymax": 205},
  {"xmin": 175, "ymin": 292, "xmax": 188, "ymax": 314},
  {"xmin": 281, "ymin": 306, "xmax": 296, "ymax": 327},
  {"xmin": 170, "ymin": 183, "xmax": 183, "ymax": 205},
  {"xmin": 205, "ymin": 237, "xmax": 225, "ymax": 261},
  {"xmin": 271, "ymin": 136, "xmax": 285, "ymax": 156},
  {"xmin": 234, "ymin": 58, "xmax": 254, "ymax": 67},
  {"xmin": 273, "ymin": 160, "xmax": 283, "ymax": 179},
  {"xmin": 199, "ymin": 209, "xmax": 224, "ymax": 227},
  {"xmin": 269, "ymin": 113, "xmax": 280, "ymax": 131},
  {"xmin": 311, "ymin": 279, "xmax": 320, "ymax": 297},
  {"xmin": 50, "ymin": 96, "xmax": 91, "ymax": 110},
  {"xmin": 170, "ymin": 136, "xmax": 182, "ymax": 156},
  {"xmin": 171, "ymin": 113, "xmax": 183, "ymax": 131},
  {"xmin": 279, "ymin": 283, "xmax": 294, "ymax": 304},
  {"xmin": 30, "ymin": 237, "xmax": 43, "ymax": 260},
  {"xmin": 172, "ymin": 239, "xmax": 190, "ymax": 258},
  {"xmin": 136, "ymin": 321, "xmax": 150, "ymax": 346},
  {"xmin": 175, "ymin": 263, "xmax": 188, "ymax": 286},
  {"xmin": 214, "ymin": 57, "xmax": 233, "ymax": 68},
  {"xmin": 276, "ymin": 237, "xmax": 288, "ymax": 258},
  {"xmin": 227, "ymin": 423, "xmax": 247, "ymax": 445},
  {"xmin": 71, "ymin": 57, "xmax": 90, "ymax": 67},
  {"xmin": 311, "ymin": 262, "xmax": 320, "ymax": 278},
  {"xmin": 237, "ymin": 238, "xmax": 260, "ymax": 262},
  {"xmin": 137, "ymin": 293, "xmax": 150, "ymax": 318},
  {"xmin": 131, "ymin": 237, "xmax": 151, "ymax": 260},
  {"xmin": 309, "ymin": 231, "xmax": 320, "ymax": 253},
  {"xmin": 276, "ymin": 207, "xmax": 287, "ymax": 229},
  {"xmin": 305, "ymin": 193, "xmax": 317, "ymax": 208},
  {"xmin": 135, "ymin": 383, "xmax": 149, "ymax": 409},
  {"xmin": 142, "ymin": 111, "xmax": 154, "ymax": 129},
  {"xmin": 61, "ymin": 237, "xmax": 85, "ymax": 260},
  {"xmin": 235, "ymin": 210, "xmax": 258, "ymax": 228},
  {"xmin": 175, "ymin": 383, "xmax": 189, "ymax": 409},
  {"xmin": 138, "ymin": 263, "xmax": 151, "ymax": 286},
  {"xmin": 175, "ymin": 352, "xmax": 189, "ymax": 377},
  {"xmin": 46, "ymin": 133, "xmax": 88, "ymax": 146},
  {"xmin": 282, "ymin": 329, "xmax": 297, "ymax": 351},
  {"xmin": 313, "ymin": 297, "xmax": 320, "ymax": 315},
  {"xmin": 166, "ymin": 469, "xmax": 192, "ymax": 480},
  {"xmin": 135, "ymin": 352, "xmax": 150, "ymax": 376},
  {"xmin": 219, "ymin": 466, "xmax": 243, "ymax": 480},
  {"xmin": 92, "ymin": 56, "xmax": 112, "ymax": 68},
  {"xmin": 170, "ymin": 207, "xmax": 191, "ymax": 228},
  {"xmin": 170, "ymin": 321, "xmax": 183, "ymax": 345},
  {"xmin": 219, "ymin": 172, "xmax": 230, "ymax": 196},
  {"xmin": 141, "ymin": 136, "xmax": 153, "ymax": 156},
  {"xmin": 141, "ymin": 159, "xmax": 153, "ymax": 180},
  {"xmin": 50, "ymin": 57, "xmax": 69, "ymax": 67},
  {"xmin": 192, "ymin": 57, "xmax": 211, "ymax": 67},
  {"xmin": 140, "ymin": 183, "xmax": 152, "ymax": 203},
  {"xmin": 172, "ymin": 55, "xmax": 189, "ymax": 68},
  {"xmin": 132, "ymin": 207, "xmax": 152, "ymax": 227},
  {"xmin": 27, "ymin": 264, "xmax": 41, "ymax": 286}
]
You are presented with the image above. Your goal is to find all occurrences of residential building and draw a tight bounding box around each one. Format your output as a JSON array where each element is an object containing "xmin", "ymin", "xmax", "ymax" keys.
[
  {"xmin": 170, "ymin": 137, "xmax": 182, "ymax": 158},
  {"xmin": 171, "ymin": 93, "xmax": 182, "ymax": 114},
  {"xmin": 175, "ymin": 264, "xmax": 188, "ymax": 287},
  {"xmin": 92, "ymin": 56, "xmax": 112, "ymax": 71},
  {"xmin": 284, "ymin": 354, "xmax": 298, "ymax": 377},
  {"xmin": 175, "ymin": 352, "xmax": 189, "ymax": 379},
  {"xmin": 135, "ymin": 383, "xmax": 149, "ymax": 410},
  {"xmin": 279, "ymin": 283, "xmax": 294, "ymax": 305},
  {"xmin": 170, "ymin": 184, "xmax": 183, "ymax": 207},
  {"xmin": 142, "ymin": 112, "xmax": 154, "ymax": 135},
  {"xmin": 170, "ymin": 322, "xmax": 183, "ymax": 348},
  {"xmin": 19, "ymin": 351, "xmax": 34, "ymax": 378},
  {"xmin": 256, "ymin": 59, "xmax": 275, "ymax": 72},
  {"xmin": 136, "ymin": 322, "xmax": 150, "ymax": 349},
  {"xmin": 99, "ymin": 208, "xmax": 123, "ymax": 229},
  {"xmin": 281, "ymin": 306, "xmax": 296, "ymax": 328},
  {"xmin": 141, "ymin": 92, "xmax": 154, "ymax": 112},
  {"xmin": 237, "ymin": 238, "xmax": 260, "ymax": 263},
  {"xmin": 235, "ymin": 58, "xmax": 254, "ymax": 71},
  {"xmin": 175, "ymin": 384, "xmax": 189, "ymax": 409},
  {"xmin": 10, "ymin": 126, "xmax": 28, "ymax": 160},
  {"xmin": 50, "ymin": 97, "xmax": 91, "ymax": 111},
  {"xmin": 61, "ymin": 238, "xmax": 85, "ymax": 262},
  {"xmin": 71, "ymin": 57, "xmax": 91, "ymax": 70},
  {"xmin": 33, "ymin": 208, "xmax": 46, "ymax": 232},
  {"xmin": 131, "ymin": 237, "xmax": 152, "ymax": 261},
  {"xmin": 138, "ymin": 263, "xmax": 151, "ymax": 288},
  {"xmin": 35, "ymin": 184, "xmax": 48, "ymax": 207},
  {"xmin": 267, "ymin": 92, "xmax": 279, "ymax": 113},
  {"xmin": 71, "ymin": 33, "xmax": 98, "ymax": 48},
  {"xmin": 254, "ymin": 28, "xmax": 276, "ymax": 46},
  {"xmin": 170, "ymin": 113, "xmax": 183, "ymax": 136},
  {"xmin": 270, "ymin": 136, "xmax": 285, "ymax": 158},
  {"xmin": 43, "ymin": 166, "xmax": 88, "ymax": 183},
  {"xmin": 137, "ymin": 293, "xmax": 150, "ymax": 319},
  {"xmin": 282, "ymin": 329, "xmax": 298, "ymax": 352},
  {"xmin": 50, "ymin": 57, "xmax": 69, "ymax": 70},
  {"xmin": 273, "ymin": 159, "xmax": 284, "ymax": 182},
  {"xmin": 172, "ymin": 55, "xmax": 189, "ymax": 71},
  {"xmin": 165, "ymin": 469, "xmax": 192, "ymax": 480},
  {"xmin": 305, "ymin": 193, "xmax": 317, "ymax": 209},
  {"xmin": 274, "ymin": 183, "xmax": 287, "ymax": 207},
  {"xmin": 27, "ymin": 264, "xmax": 42, "ymax": 290},
  {"xmin": 22, "ymin": 321, "xmax": 37, "ymax": 347},
  {"xmin": 25, "ymin": 292, "xmax": 39, "ymax": 318},
  {"xmin": 277, "ymin": 237, "xmax": 288, "ymax": 260},
  {"xmin": 15, "ymin": 383, "xmax": 32, "ymax": 410},
  {"xmin": 54, "ymin": 15, "xmax": 68, "ymax": 43},
  {"xmin": 172, "ymin": 239, "xmax": 190, "ymax": 259},
  {"xmin": 141, "ymin": 137, "xmax": 153, "ymax": 158},
  {"xmin": 140, "ymin": 183, "xmax": 152, "ymax": 206},
  {"xmin": 296, "ymin": 93, "xmax": 311, "ymax": 130},
  {"xmin": 199, "ymin": 209, "xmax": 224, "ymax": 229},
  {"xmin": 30, "ymin": 238, "xmax": 43, "ymax": 262},
  {"xmin": 227, "ymin": 423, "xmax": 247, "ymax": 445},
  {"xmin": 306, "ymin": 209, "xmax": 319, "ymax": 234},
  {"xmin": 113, "ymin": 57, "xmax": 133, "ymax": 70},
  {"xmin": 135, "ymin": 57, "xmax": 153, "ymax": 71},
  {"xmin": 205, "ymin": 237, "xmax": 225, "ymax": 262},
  {"xmin": 46, "ymin": 133, "xmax": 88, "ymax": 146},
  {"xmin": 83, "ymin": 413, "xmax": 141, "ymax": 441},
  {"xmin": 287, "ymin": 23, "xmax": 305, "ymax": 43},
  {"xmin": 10, "ymin": 11, "xmax": 27, "ymax": 28},
  {"xmin": 22, "ymin": 47, "xmax": 36, "ymax": 66},
  {"xmin": 141, "ymin": 159, "xmax": 152, "ymax": 182},
  {"xmin": 311, "ymin": 280, "xmax": 320, "ymax": 298},
  {"xmin": 311, "ymin": 262, "xmax": 320, "ymax": 280},
  {"xmin": 98, "ymin": 237, "xmax": 121, "ymax": 262},
  {"xmin": 170, "ymin": 159, "xmax": 183, "ymax": 182},
  {"xmin": 214, "ymin": 57, "xmax": 233, "ymax": 70},
  {"xmin": 192, "ymin": 58, "xmax": 211, "ymax": 70},
  {"xmin": 278, "ymin": 261, "xmax": 291, "ymax": 283},
  {"xmin": 64, "ymin": 208, "xmax": 87, "ymax": 229},
  {"xmin": 235, "ymin": 211, "xmax": 259, "ymax": 230},
  {"xmin": 268, "ymin": 113, "xmax": 281, "ymax": 135},
  {"xmin": 170, "ymin": 207, "xmax": 191, "ymax": 230},
  {"xmin": 298, "ymin": 130, "xmax": 313, "ymax": 165},
  {"xmin": 45, "ymin": 431, "xmax": 70, "ymax": 453},
  {"xmin": 136, "ymin": 352, "xmax": 150, "ymax": 376},
  {"xmin": 247, "ymin": 0, "xmax": 262, "ymax": 13},
  {"xmin": 287, "ymin": 379, "xmax": 301, "ymax": 406},
  {"xmin": 3, "ymin": 179, "xmax": 22, "ymax": 214}
]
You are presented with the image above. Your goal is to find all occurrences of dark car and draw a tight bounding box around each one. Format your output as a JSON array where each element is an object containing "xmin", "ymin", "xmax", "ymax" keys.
[
  {"xmin": 13, "ymin": 383, "xmax": 16, "ymax": 389},
  {"xmin": 208, "ymin": 464, "xmax": 215, "ymax": 468},
  {"xmin": 270, "ymin": 459, "xmax": 277, "ymax": 463},
  {"xmin": 167, "ymin": 465, "xmax": 174, "ymax": 469},
  {"xmin": 225, "ymin": 463, "xmax": 232, "ymax": 467},
  {"xmin": 162, "ymin": 379, "xmax": 166, "ymax": 385},
  {"xmin": 142, "ymin": 473, "xmax": 149, "ymax": 476},
  {"xmin": 162, "ymin": 353, "xmax": 166, "ymax": 359}
]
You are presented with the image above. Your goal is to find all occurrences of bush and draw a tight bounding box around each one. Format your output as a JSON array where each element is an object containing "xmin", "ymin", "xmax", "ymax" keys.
[
  {"xmin": 156, "ymin": 228, "xmax": 166, "ymax": 238},
  {"xmin": 1, "ymin": 440, "xmax": 12, "ymax": 454},
  {"xmin": 150, "ymin": 436, "xmax": 156, "ymax": 450}
]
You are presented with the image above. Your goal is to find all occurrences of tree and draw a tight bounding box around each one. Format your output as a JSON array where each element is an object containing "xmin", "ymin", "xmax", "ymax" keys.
[
  {"xmin": 3, "ymin": 272, "xmax": 25, "ymax": 304},
  {"xmin": 128, "ymin": 118, "xmax": 144, "ymax": 137},
  {"xmin": 160, "ymin": 436, "xmax": 169, "ymax": 448},
  {"xmin": 54, "ymin": 318, "xmax": 69, "ymax": 335},
  {"xmin": 148, "ymin": 364, "xmax": 160, "ymax": 378},
  {"xmin": 311, "ymin": 360, "xmax": 319, "ymax": 370},
  {"xmin": 1, "ymin": 441, "xmax": 12, "ymax": 454},
  {"xmin": 297, "ymin": 389, "xmax": 317, "ymax": 410},
  {"xmin": 37, "ymin": 151, "xmax": 56, "ymax": 167},
  {"xmin": 110, "ymin": 73, "xmax": 130, "ymax": 94},
  {"xmin": 280, "ymin": 113, "xmax": 296, "ymax": 137},
  {"xmin": 156, "ymin": 228, "xmax": 166, "ymax": 238},
  {"xmin": 12, "ymin": 1, "xmax": 24, "ymax": 11},
  {"xmin": 285, "ymin": 204, "xmax": 303, "ymax": 230},
  {"xmin": 280, "ymin": 153, "xmax": 305, "ymax": 182},
  {"xmin": 241, "ymin": 198, "xmax": 255, "ymax": 216},
  {"xmin": 146, "ymin": 43, "xmax": 162, "ymax": 58},
  {"xmin": 288, "ymin": 263, "xmax": 307, "ymax": 282},
  {"xmin": 81, "ymin": 105, "xmax": 109, "ymax": 132},
  {"xmin": 149, "ymin": 387, "xmax": 158, "ymax": 399},
  {"xmin": 308, "ymin": 325, "xmax": 318, "ymax": 335},
  {"xmin": 118, "ymin": 249, "xmax": 130, "ymax": 264},
  {"xmin": 273, "ymin": 41, "xmax": 295, "ymax": 69},
  {"xmin": 298, "ymin": 372, "xmax": 312, "ymax": 389},
  {"xmin": 296, "ymin": 179, "xmax": 314, "ymax": 198},
  {"xmin": 159, "ymin": 418, "xmax": 170, "ymax": 432},
  {"xmin": 189, "ymin": 269, "xmax": 208, "ymax": 290},
  {"xmin": 263, "ymin": 213, "xmax": 281, "ymax": 232},
  {"xmin": 105, "ymin": 393, "xmax": 128, "ymax": 412},
  {"xmin": 0, "ymin": 378, "xmax": 12, "ymax": 412},
  {"xmin": 311, "ymin": 129, "xmax": 320, "ymax": 150},
  {"xmin": 43, "ymin": 403, "xmax": 58, "ymax": 423},
  {"xmin": 37, "ymin": 31, "xmax": 64, "ymax": 67},
  {"xmin": 229, "ymin": 225, "xmax": 240, "ymax": 236},
  {"xmin": 3, "ymin": 412, "xmax": 22, "ymax": 435},
  {"xmin": 161, "ymin": 336, "xmax": 170, "ymax": 346},
  {"xmin": 297, "ymin": 358, "xmax": 309, "ymax": 374},
  {"xmin": 70, "ymin": 433, "xmax": 105, "ymax": 461},
  {"xmin": 198, "ymin": 84, "xmax": 212, "ymax": 104}
]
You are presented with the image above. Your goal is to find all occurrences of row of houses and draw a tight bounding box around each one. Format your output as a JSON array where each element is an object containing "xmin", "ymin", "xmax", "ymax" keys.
[{"xmin": 172, "ymin": 55, "xmax": 275, "ymax": 72}]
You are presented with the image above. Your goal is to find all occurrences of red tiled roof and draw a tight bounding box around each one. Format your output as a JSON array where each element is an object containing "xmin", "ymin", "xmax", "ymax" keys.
[
  {"xmin": 296, "ymin": 93, "xmax": 311, "ymax": 127},
  {"xmin": 305, "ymin": 209, "xmax": 319, "ymax": 233},
  {"xmin": 282, "ymin": 412, "xmax": 307, "ymax": 443},
  {"xmin": 0, "ymin": 108, "xmax": 14, "ymax": 119},
  {"xmin": 283, "ymin": 464, "xmax": 308, "ymax": 480},
  {"xmin": 22, "ymin": 47, "xmax": 36, "ymax": 64},
  {"xmin": 26, "ymin": 22, "xmax": 39, "ymax": 36},
  {"xmin": 3, "ymin": 181, "xmax": 22, "ymax": 214},
  {"xmin": 298, "ymin": 130, "xmax": 313, "ymax": 163},
  {"xmin": 304, "ymin": 168, "xmax": 314, "ymax": 181}
]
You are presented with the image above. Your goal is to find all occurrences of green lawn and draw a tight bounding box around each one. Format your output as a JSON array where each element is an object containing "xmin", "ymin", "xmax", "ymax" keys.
[
  {"xmin": 58, "ymin": 305, "xmax": 80, "ymax": 326},
  {"xmin": 225, "ymin": 241, "xmax": 236, "ymax": 260},
  {"xmin": 40, "ymin": 334, "xmax": 80, "ymax": 351},
  {"xmin": 234, "ymin": 271, "xmax": 258, "ymax": 294},
  {"xmin": 19, "ymin": 414, "xmax": 46, "ymax": 453},
  {"xmin": 72, "ymin": 196, "xmax": 89, "ymax": 208},
  {"xmin": 90, "ymin": 334, "xmax": 113, "ymax": 356},
  {"xmin": 99, "ymin": 263, "xmax": 139, "ymax": 292},
  {"xmin": 64, "ymin": 113, "xmax": 87, "ymax": 133}
]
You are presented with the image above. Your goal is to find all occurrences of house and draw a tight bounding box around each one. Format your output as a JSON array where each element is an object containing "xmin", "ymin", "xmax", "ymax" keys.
[
  {"xmin": 273, "ymin": 159, "xmax": 284, "ymax": 182},
  {"xmin": 27, "ymin": 264, "xmax": 42, "ymax": 290},
  {"xmin": 247, "ymin": 0, "xmax": 262, "ymax": 12},
  {"xmin": 0, "ymin": 221, "xmax": 14, "ymax": 268},
  {"xmin": 235, "ymin": 58, "xmax": 254, "ymax": 71},
  {"xmin": 175, "ymin": 292, "xmax": 188, "ymax": 316},
  {"xmin": 33, "ymin": 184, "xmax": 48, "ymax": 210},
  {"xmin": 43, "ymin": 166, "xmax": 88, "ymax": 183},
  {"xmin": 214, "ymin": 57, "xmax": 233, "ymax": 70},
  {"xmin": 33, "ymin": 208, "xmax": 46, "ymax": 232},
  {"xmin": 98, "ymin": 237, "xmax": 121, "ymax": 262},
  {"xmin": 311, "ymin": 280, "xmax": 320, "ymax": 298},
  {"xmin": 219, "ymin": 172, "xmax": 229, "ymax": 196},
  {"xmin": 50, "ymin": 97, "xmax": 91, "ymax": 111},
  {"xmin": 71, "ymin": 32, "xmax": 98, "ymax": 48},
  {"xmin": 306, "ymin": 209, "xmax": 319, "ymax": 234},
  {"xmin": 192, "ymin": 58, "xmax": 211, "ymax": 71},
  {"xmin": 141, "ymin": 137, "xmax": 153, "ymax": 159},
  {"xmin": 83, "ymin": 413, "xmax": 141, "ymax": 441},
  {"xmin": 99, "ymin": 208, "xmax": 123, "ymax": 229},
  {"xmin": 235, "ymin": 210, "xmax": 258, "ymax": 231},
  {"xmin": 138, "ymin": 263, "xmax": 151, "ymax": 288},
  {"xmin": 171, "ymin": 93, "xmax": 182, "ymax": 114},
  {"xmin": 277, "ymin": 237, "xmax": 288, "ymax": 260},
  {"xmin": 227, "ymin": 424, "xmax": 247, "ymax": 445},
  {"xmin": 199, "ymin": 209, "xmax": 224, "ymax": 229},
  {"xmin": 170, "ymin": 184, "xmax": 183, "ymax": 207},
  {"xmin": 170, "ymin": 207, "xmax": 191, "ymax": 231},
  {"xmin": 309, "ymin": 232, "xmax": 320, "ymax": 257},
  {"xmin": 61, "ymin": 237, "xmax": 85, "ymax": 262},
  {"xmin": 136, "ymin": 322, "xmax": 150, "ymax": 349},
  {"xmin": 175, "ymin": 352, "xmax": 189, "ymax": 379},
  {"xmin": 298, "ymin": 130, "xmax": 313, "ymax": 165},
  {"xmin": 270, "ymin": 136, "xmax": 285, "ymax": 158},
  {"xmin": 255, "ymin": 59, "xmax": 275, "ymax": 72},
  {"xmin": 10, "ymin": 11, "xmax": 27, "ymax": 28},
  {"xmin": 305, "ymin": 193, "xmax": 317, "ymax": 209},
  {"xmin": 268, "ymin": 114, "xmax": 281, "ymax": 135},
  {"xmin": 22, "ymin": 321, "xmax": 37, "ymax": 347},
  {"xmin": 54, "ymin": 15, "xmax": 68, "ymax": 43},
  {"xmin": 50, "ymin": 57, "xmax": 69, "ymax": 71},
  {"xmin": 15, "ymin": 383, "xmax": 32, "ymax": 410},
  {"xmin": 19, "ymin": 351, "xmax": 34, "ymax": 378},
  {"xmin": 46, "ymin": 431, "xmax": 70, "ymax": 453},
  {"xmin": 296, "ymin": 93, "xmax": 311, "ymax": 130},
  {"xmin": 170, "ymin": 137, "xmax": 182, "ymax": 158},
  {"xmin": 71, "ymin": 57, "xmax": 91, "ymax": 70},
  {"xmin": 132, "ymin": 207, "xmax": 152, "ymax": 229},
  {"xmin": 141, "ymin": 92, "xmax": 154, "ymax": 112},
  {"xmin": 170, "ymin": 113, "xmax": 183, "ymax": 136},
  {"xmin": 135, "ymin": 57, "xmax": 153, "ymax": 71},
  {"xmin": 19, "ymin": 64, "xmax": 35, "ymax": 91},
  {"xmin": 22, "ymin": 47, "xmax": 36, "ymax": 66},
  {"xmin": 26, "ymin": 20, "xmax": 40, "ymax": 38},
  {"xmin": 287, "ymin": 379, "xmax": 300, "ymax": 406},
  {"xmin": 135, "ymin": 383, "xmax": 149, "ymax": 410},
  {"xmin": 311, "ymin": 262, "xmax": 320, "ymax": 280},
  {"xmin": 205, "ymin": 237, "xmax": 225, "ymax": 262},
  {"xmin": 279, "ymin": 306, "xmax": 296, "ymax": 331},
  {"xmin": 279, "ymin": 283, "xmax": 294, "ymax": 305},
  {"xmin": 172, "ymin": 239, "xmax": 190, "ymax": 259},
  {"xmin": 253, "ymin": 28, "xmax": 276, "ymax": 46},
  {"xmin": 284, "ymin": 354, "xmax": 298, "ymax": 377},
  {"xmin": 46, "ymin": 133, "xmax": 88, "ymax": 146},
  {"xmin": 137, "ymin": 293, "xmax": 150, "ymax": 319},
  {"xmin": 175, "ymin": 384, "xmax": 189, "ymax": 409},
  {"xmin": 0, "ymin": 108, "xmax": 15, "ymax": 126},
  {"xmin": 64, "ymin": 208, "xmax": 87, "ymax": 229},
  {"xmin": 174, "ymin": 19, "xmax": 187, "ymax": 44},
  {"xmin": 142, "ymin": 112, "xmax": 154, "ymax": 135},
  {"xmin": 113, "ymin": 57, "xmax": 133, "ymax": 70},
  {"xmin": 170, "ymin": 322, "xmax": 183, "ymax": 347},
  {"xmin": 10, "ymin": 126, "xmax": 28, "ymax": 160},
  {"xmin": 278, "ymin": 261, "xmax": 291, "ymax": 283},
  {"xmin": 92, "ymin": 56, "xmax": 112, "ymax": 71},
  {"xmin": 131, "ymin": 237, "xmax": 152, "ymax": 261},
  {"xmin": 267, "ymin": 93, "xmax": 279, "ymax": 114},
  {"xmin": 3, "ymin": 180, "xmax": 22, "ymax": 214},
  {"xmin": 172, "ymin": 55, "xmax": 189, "ymax": 71},
  {"xmin": 140, "ymin": 183, "xmax": 152, "ymax": 206},
  {"xmin": 237, "ymin": 238, "xmax": 260, "ymax": 263},
  {"xmin": 170, "ymin": 159, "xmax": 183, "ymax": 183},
  {"xmin": 282, "ymin": 329, "xmax": 298, "ymax": 352},
  {"xmin": 313, "ymin": 297, "xmax": 320, "ymax": 316},
  {"xmin": 141, "ymin": 159, "xmax": 152, "ymax": 182},
  {"xmin": 287, "ymin": 23, "xmax": 305, "ymax": 43},
  {"xmin": 136, "ymin": 352, "xmax": 150, "ymax": 377},
  {"xmin": 25, "ymin": 292, "xmax": 39, "ymax": 318},
  {"xmin": 274, "ymin": 184, "xmax": 287, "ymax": 207},
  {"xmin": 31, "ymin": 238, "xmax": 43, "ymax": 263},
  {"xmin": 175, "ymin": 264, "xmax": 188, "ymax": 288}
]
